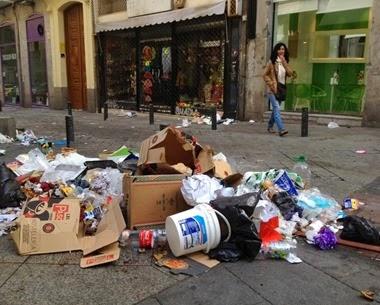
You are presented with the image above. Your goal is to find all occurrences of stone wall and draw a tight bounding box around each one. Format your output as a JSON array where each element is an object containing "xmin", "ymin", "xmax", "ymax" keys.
[{"xmin": 363, "ymin": 1, "xmax": 380, "ymax": 127}]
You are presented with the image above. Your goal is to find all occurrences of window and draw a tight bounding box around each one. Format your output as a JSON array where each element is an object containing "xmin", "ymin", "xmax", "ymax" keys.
[
  {"xmin": 273, "ymin": 3, "xmax": 370, "ymax": 115},
  {"xmin": 98, "ymin": 0, "xmax": 126, "ymax": 16},
  {"xmin": 0, "ymin": 25, "xmax": 19, "ymax": 105}
]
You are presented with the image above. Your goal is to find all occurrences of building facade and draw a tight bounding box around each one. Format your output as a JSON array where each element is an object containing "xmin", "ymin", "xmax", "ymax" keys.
[
  {"xmin": 242, "ymin": 0, "xmax": 379, "ymax": 127},
  {"xmin": 0, "ymin": 0, "xmax": 97, "ymax": 111},
  {"xmin": 94, "ymin": 0, "xmax": 242, "ymax": 118}
]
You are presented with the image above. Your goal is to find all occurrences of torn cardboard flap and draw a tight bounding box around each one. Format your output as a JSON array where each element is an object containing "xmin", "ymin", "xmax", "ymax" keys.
[
  {"xmin": 138, "ymin": 127, "xmax": 195, "ymax": 168},
  {"xmin": 80, "ymin": 242, "xmax": 120, "ymax": 268},
  {"xmin": 11, "ymin": 197, "xmax": 126, "ymax": 267},
  {"xmin": 195, "ymin": 145, "xmax": 215, "ymax": 175},
  {"xmin": 214, "ymin": 160, "xmax": 233, "ymax": 179}
]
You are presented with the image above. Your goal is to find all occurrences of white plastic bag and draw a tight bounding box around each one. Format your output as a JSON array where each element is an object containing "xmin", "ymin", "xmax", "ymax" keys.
[{"xmin": 181, "ymin": 174, "xmax": 223, "ymax": 206}]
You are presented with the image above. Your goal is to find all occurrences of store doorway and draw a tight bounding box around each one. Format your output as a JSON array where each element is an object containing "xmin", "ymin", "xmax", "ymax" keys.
[
  {"xmin": 27, "ymin": 15, "xmax": 48, "ymax": 106},
  {"xmin": 64, "ymin": 3, "xmax": 86, "ymax": 109},
  {"xmin": 140, "ymin": 40, "xmax": 173, "ymax": 112}
]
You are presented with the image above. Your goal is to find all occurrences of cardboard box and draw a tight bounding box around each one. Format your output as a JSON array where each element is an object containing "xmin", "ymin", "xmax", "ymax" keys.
[
  {"xmin": 124, "ymin": 174, "xmax": 189, "ymax": 229},
  {"xmin": 11, "ymin": 197, "xmax": 126, "ymax": 268},
  {"xmin": 138, "ymin": 127, "xmax": 195, "ymax": 169}
]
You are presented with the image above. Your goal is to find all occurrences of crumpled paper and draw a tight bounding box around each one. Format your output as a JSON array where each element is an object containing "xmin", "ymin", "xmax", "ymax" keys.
[{"xmin": 181, "ymin": 174, "xmax": 223, "ymax": 206}]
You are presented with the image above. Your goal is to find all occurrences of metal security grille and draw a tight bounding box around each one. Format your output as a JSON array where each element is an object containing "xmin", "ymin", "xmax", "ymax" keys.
[
  {"xmin": 174, "ymin": 16, "xmax": 226, "ymax": 116},
  {"xmin": 102, "ymin": 31, "xmax": 137, "ymax": 109},
  {"xmin": 98, "ymin": 0, "xmax": 126, "ymax": 16},
  {"xmin": 99, "ymin": 15, "xmax": 227, "ymax": 114}
]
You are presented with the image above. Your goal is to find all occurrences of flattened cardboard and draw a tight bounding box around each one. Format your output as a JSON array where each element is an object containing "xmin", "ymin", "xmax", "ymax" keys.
[
  {"xmin": 124, "ymin": 174, "xmax": 189, "ymax": 229},
  {"xmin": 138, "ymin": 127, "xmax": 195, "ymax": 168},
  {"xmin": 11, "ymin": 197, "xmax": 126, "ymax": 260},
  {"xmin": 187, "ymin": 252, "xmax": 220, "ymax": 268},
  {"xmin": 12, "ymin": 198, "xmax": 81, "ymax": 255},
  {"xmin": 80, "ymin": 242, "xmax": 120, "ymax": 268}
]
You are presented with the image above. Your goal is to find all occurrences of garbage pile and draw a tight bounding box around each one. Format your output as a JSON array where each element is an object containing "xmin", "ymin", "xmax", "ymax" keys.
[{"xmin": 1, "ymin": 126, "xmax": 379, "ymax": 269}]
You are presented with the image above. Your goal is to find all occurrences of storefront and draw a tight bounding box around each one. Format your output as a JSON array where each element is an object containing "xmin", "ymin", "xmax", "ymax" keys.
[
  {"xmin": 96, "ymin": 1, "xmax": 239, "ymax": 117},
  {"xmin": 272, "ymin": 0, "xmax": 373, "ymax": 116}
]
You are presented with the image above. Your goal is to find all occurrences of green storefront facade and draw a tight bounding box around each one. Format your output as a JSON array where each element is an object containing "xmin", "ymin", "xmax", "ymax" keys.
[{"xmin": 273, "ymin": 0, "xmax": 373, "ymax": 116}]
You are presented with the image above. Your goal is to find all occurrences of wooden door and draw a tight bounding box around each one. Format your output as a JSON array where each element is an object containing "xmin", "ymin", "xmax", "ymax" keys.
[{"xmin": 64, "ymin": 4, "xmax": 86, "ymax": 109}]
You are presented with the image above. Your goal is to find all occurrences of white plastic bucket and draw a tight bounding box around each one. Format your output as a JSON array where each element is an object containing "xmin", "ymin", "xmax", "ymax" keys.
[{"xmin": 166, "ymin": 204, "xmax": 230, "ymax": 257}]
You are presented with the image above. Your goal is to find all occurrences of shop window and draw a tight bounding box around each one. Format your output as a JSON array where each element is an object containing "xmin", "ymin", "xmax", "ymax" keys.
[
  {"xmin": 313, "ymin": 33, "xmax": 366, "ymax": 59},
  {"xmin": 175, "ymin": 18, "xmax": 226, "ymax": 115},
  {"xmin": 104, "ymin": 32, "xmax": 136, "ymax": 108},
  {"xmin": 273, "ymin": 5, "xmax": 370, "ymax": 116},
  {"xmin": 98, "ymin": 0, "xmax": 126, "ymax": 16},
  {"xmin": 0, "ymin": 25, "xmax": 19, "ymax": 105}
]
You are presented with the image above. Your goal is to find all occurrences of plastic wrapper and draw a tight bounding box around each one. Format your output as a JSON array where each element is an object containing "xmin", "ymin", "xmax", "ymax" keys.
[
  {"xmin": 85, "ymin": 168, "xmax": 123, "ymax": 197},
  {"xmin": 313, "ymin": 226, "xmax": 337, "ymax": 250},
  {"xmin": 236, "ymin": 169, "xmax": 304, "ymax": 196},
  {"xmin": 17, "ymin": 148, "xmax": 53, "ymax": 175},
  {"xmin": 297, "ymin": 188, "xmax": 341, "ymax": 222},
  {"xmin": 0, "ymin": 133, "xmax": 13, "ymax": 144},
  {"xmin": 40, "ymin": 164, "xmax": 85, "ymax": 183},
  {"xmin": 261, "ymin": 239, "xmax": 302, "ymax": 264},
  {"xmin": 181, "ymin": 174, "xmax": 223, "ymax": 206},
  {"xmin": 16, "ymin": 129, "xmax": 37, "ymax": 146},
  {"xmin": 50, "ymin": 152, "xmax": 96, "ymax": 167}
]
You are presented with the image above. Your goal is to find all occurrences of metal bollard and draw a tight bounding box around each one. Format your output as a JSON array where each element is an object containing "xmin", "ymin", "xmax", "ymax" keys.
[
  {"xmin": 65, "ymin": 115, "xmax": 75, "ymax": 147},
  {"xmin": 149, "ymin": 104, "xmax": 154, "ymax": 125},
  {"xmin": 67, "ymin": 101, "xmax": 72, "ymax": 116},
  {"xmin": 104, "ymin": 102, "xmax": 108, "ymax": 121},
  {"xmin": 211, "ymin": 107, "xmax": 217, "ymax": 130},
  {"xmin": 301, "ymin": 107, "xmax": 308, "ymax": 137}
]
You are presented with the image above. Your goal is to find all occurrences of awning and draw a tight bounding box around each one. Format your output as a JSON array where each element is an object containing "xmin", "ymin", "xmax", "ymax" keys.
[{"xmin": 95, "ymin": 1, "xmax": 226, "ymax": 33}]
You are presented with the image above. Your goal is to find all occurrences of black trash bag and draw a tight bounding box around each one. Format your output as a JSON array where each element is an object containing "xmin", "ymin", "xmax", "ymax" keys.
[
  {"xmin": 210, "ymin": 192, "xmax": 260, "ymax": 218},
  {"xmin": 208, "ymin": 242, "xmax": 243, "ymax": 262},
  {"xmin": 340, "ymin": 216, "xmax": 380, "ymax": 245},
  {"xmin": 0, "ymin": 163, "xmax": 26, "ymax": 208},
  {"xmin": 272, "ymin": 191, "xmax": 303, "ymax": 220},
  {"xmin": 211, "ymin": 204, "xmax": 262, "ymax": 262}
]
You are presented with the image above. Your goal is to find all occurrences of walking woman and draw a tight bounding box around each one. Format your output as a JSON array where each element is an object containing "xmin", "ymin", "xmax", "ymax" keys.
[{"xmin": 263, "ymin": 42, "xmax": 294, "ymax": 136}]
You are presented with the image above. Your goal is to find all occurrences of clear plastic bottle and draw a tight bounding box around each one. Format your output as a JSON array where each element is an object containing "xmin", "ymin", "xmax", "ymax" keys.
[
  {"xmin": 292, "ymin": 155, "xmax": 311, "ymax": 189},
  {"xmin": 119, "ymin": 229, "xmax": 167, "ymax": 251}
]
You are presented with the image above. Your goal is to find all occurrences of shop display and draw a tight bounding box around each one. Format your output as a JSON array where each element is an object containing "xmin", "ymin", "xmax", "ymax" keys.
[{"xmin": 104, "ymin": 36, "xmax": 136, "ymax": 108}]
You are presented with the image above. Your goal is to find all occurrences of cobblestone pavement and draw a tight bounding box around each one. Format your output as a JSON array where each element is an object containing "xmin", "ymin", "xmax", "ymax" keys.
[{"xmin": 0, "ymin": 107, "xmax": 379, "ymax": 305}]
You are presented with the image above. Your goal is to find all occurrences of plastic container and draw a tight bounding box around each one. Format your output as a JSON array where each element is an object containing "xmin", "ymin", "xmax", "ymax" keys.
[
  {"xmin": 165, "ymin": 204, "xmax": 231, "ymax": 257},
  {"xmin": 292, "ymin": 155, "xmax": 311, "ymax": 189}
]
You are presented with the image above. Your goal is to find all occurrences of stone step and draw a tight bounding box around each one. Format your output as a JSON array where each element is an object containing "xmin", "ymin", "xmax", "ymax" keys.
[{"xmin": 264, "ymin": 111, "xmax": 362, "ymax": 127}]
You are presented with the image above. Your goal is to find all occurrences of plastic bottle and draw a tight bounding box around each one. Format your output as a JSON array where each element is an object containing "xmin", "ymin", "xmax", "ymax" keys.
[
  {"xmin": 292, "ymin": 155, "xmax": 311, "ymax": 189},
  {"xmin": 119, "ymin": 229, "xmax": 167, "ymax": 251}
]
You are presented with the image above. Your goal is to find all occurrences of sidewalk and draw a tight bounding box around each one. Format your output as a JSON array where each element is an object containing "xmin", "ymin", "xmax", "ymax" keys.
[{"xmin": 0, "ymin": 107, "xmax": 379, "ymax": 305}]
